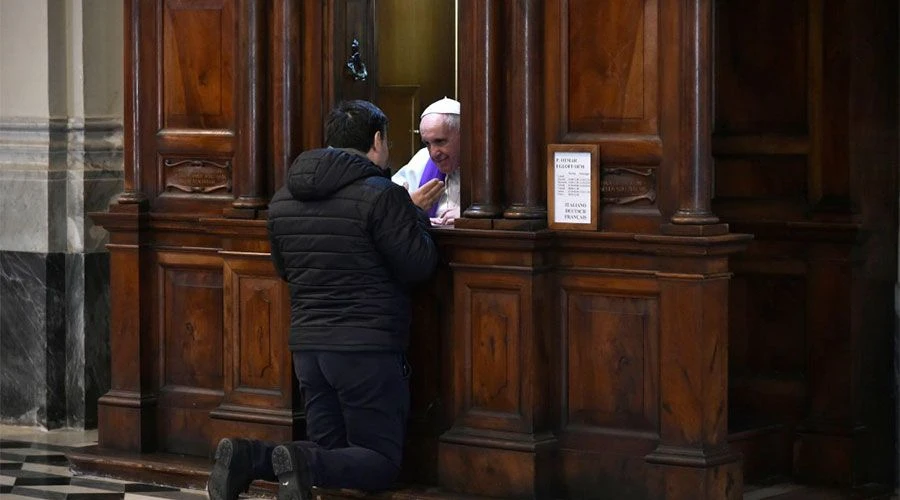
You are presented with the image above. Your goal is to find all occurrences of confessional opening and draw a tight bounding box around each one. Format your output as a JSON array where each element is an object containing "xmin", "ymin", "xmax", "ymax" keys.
[{"xmin": 334, "ymin": 0, "xmax": 458, "ymax": 172}]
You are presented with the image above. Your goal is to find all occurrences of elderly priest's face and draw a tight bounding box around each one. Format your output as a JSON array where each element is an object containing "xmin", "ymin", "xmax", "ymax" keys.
[{"xmin": 419, "ymin": 113, "xmax": 460, "ymax": 175}]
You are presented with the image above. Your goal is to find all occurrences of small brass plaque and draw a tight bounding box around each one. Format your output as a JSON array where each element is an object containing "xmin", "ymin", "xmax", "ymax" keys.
[
  {"xmin": 164, "ymin": 158, "xmax": 232, "ymax": 194},
  {"xmin": 601, "ymin": 167, "xmax": 656, "ymax": 204}
]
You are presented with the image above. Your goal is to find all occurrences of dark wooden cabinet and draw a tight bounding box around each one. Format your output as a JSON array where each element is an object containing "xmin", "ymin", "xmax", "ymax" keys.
[
  {"xmin": 79, "ymin": 1, "xmax": 897, "ymax": 499},
  {"xmin": 713, "ymin": 0, "xmax": 898, "ymax": 488}
]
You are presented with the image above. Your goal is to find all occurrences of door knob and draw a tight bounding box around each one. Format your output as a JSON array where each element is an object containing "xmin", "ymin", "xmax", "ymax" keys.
[{"xmin": 346, "ymin": 38, "xmax": 368, "ymax": 81}]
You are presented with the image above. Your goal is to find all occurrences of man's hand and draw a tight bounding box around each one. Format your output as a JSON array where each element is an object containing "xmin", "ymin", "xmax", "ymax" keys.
[{"xmin": 406, "ymin": 179, "xmax": 444, "ymax": 211}]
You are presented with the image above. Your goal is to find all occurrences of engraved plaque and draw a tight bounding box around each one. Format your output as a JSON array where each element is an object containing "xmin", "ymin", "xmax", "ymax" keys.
[
  {"xmin": 601, "ymin": 167, "xmax": 656, "ymax": 204},
  {"xmin": 164, "ymin": 158, "xmax": 232, "ymax": 194}
]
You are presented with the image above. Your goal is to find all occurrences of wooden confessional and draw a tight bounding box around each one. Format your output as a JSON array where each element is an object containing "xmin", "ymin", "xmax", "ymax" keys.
[{"xmin": 76, "ymin": 1, "xmax": 897, "ymax": 499}]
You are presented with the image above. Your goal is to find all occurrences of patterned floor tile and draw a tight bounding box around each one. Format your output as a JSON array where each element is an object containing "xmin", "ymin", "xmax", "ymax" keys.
[{"xmin": 0, "ymin": 426, "xmax": 209, "ymax": 499}]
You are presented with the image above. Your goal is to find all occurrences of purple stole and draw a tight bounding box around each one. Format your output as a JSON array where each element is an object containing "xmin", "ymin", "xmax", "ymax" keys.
[{"xmin": 418, "ymin": 158, "xmax": 446, "ymax": 217}]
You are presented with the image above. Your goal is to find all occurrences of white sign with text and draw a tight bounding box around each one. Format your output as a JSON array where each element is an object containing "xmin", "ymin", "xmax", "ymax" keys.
[{"xmin": 553, "ymin": 151, "xmax": 593, "ymax": 224}]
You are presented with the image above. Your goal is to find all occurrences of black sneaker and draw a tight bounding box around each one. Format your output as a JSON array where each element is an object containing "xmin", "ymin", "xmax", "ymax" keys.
[
  {"xmin": 207, "ymin": 438, "xmax": 254, "ymax": 500},
  {"xmin": 271, "ymin": 445, "xmax": 313, "ymax": 500}
]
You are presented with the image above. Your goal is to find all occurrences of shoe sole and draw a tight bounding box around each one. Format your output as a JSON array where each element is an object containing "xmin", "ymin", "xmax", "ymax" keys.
[
  {"xmin": 208, "ymin": 438, "xmax": 242, "ymax": 500},
  {"xmin": 272, "ymin": 446, "xmax": 311, "ymax": 500}
]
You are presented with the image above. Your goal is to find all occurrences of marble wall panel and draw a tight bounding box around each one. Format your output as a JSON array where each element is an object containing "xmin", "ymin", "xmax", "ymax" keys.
[
  {"xmin": 0, "ymin": 250, "xmax": 110, "ymax": 428},
  {"xmin": 0, "ymin": 251, "xmax": 66, "ymax": 427},
  {"xmin": 0, "ymin": 169, "xmax": 54, "ymax": 253},
  {"xmin": 0, "ymin": 118, "xmax": 124, "ymax": 254},
  {"xmin": 65, "ymin": 253, "xmax": 86, "ymax": 427}
]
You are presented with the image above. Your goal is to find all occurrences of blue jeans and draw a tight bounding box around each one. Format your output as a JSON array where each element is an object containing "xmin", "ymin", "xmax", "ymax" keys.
[{"xmin": 250, "ymin": 350, "xmax": 411, "ymax": 491}]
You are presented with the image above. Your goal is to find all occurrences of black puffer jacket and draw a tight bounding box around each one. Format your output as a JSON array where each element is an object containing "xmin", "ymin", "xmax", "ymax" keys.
[{"xmin": 267, "ymin": 148, "xmax": 438, "ymax": 352}]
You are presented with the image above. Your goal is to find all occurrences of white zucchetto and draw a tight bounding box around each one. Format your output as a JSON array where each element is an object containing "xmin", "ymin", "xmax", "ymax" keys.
[{"xmin": 421, "ymin": 97, "xmax": 460, "ymax": 118}]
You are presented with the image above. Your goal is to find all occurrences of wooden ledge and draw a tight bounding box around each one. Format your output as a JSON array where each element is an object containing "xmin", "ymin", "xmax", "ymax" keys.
[{"xmin": 65, "ymin": 445, "xmax": 495, "ymax": 499}]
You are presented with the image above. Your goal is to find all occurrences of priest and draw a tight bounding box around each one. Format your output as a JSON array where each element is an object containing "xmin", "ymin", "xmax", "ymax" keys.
[{"xmin": 392, "ymin": 97, "xmax": 461, "ymax": 226}]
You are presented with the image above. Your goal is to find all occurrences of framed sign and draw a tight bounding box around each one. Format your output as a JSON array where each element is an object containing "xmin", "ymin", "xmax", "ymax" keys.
[{"xmin": 547, "ymin": 144, "xmax": 600, "ymax": 231}]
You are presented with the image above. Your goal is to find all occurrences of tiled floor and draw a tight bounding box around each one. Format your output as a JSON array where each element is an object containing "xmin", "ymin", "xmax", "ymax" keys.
[
  {"xmin": 1, "ymin": 424, "xmax": 896, "ymax": 499},
  {"xmin": 0, "ymin": 425, "xmax": 208, "ymax": 499}
]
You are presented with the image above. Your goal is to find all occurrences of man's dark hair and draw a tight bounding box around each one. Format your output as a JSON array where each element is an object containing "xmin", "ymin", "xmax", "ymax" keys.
[{"xmin": 325, "ymin": 100, "xmax": 388, "ymax": 152}]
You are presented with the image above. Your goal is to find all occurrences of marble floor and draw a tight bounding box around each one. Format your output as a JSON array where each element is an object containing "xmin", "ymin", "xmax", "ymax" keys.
[
  {"xmin": 0, "ymin": 425, "xmax": 209, "ymax": 499},
  {"xmin": 0, "ymin": 424, "xmax": 895, "ymax": 499}
]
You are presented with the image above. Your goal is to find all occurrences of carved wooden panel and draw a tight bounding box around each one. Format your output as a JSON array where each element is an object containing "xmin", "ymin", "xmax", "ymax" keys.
[
  {"xmin": 715, "ymin": 1, "xmax": 809, "ymax": 135},
  {"xmin": 470, "ymin": 290, "xmax": 520, "ymax": 413},
  {"xmin": 161, "ymin": 260, "xmax": 224, "ymax": 390},
  {"xmin": 106, "ymin": 247, "xmax": 143, "ymax": 393},
  {"xmin": 563, "ymin": 0, "xmax": 658, "ymax": 135},
  {"xmin": 712, "ymin": 0, "xmax": 818, "ymax": 218},
  {"xmin": 455, "ymin": 270, "xmax": 532, "ymax": 432},
  {"xmin": 554, "ymin": 272, "xmax": 661, "ymax": 497},
  {"xmin": 715, "ymin": 157, "xmax": 807, "ymax": 201},
  {"xmin": 236, "ymin": 278, "xmax": 280, "ymax": 389},
  {"xmin": 564, "ymin": 292, "xmax": 658, "ymax": 431},
  {"xmin": 221, "ymin": 256, "xmax": 291, "ymax": 411},
  {"xmin": 157, "ymin": 251, "xmax": 224, "ymax": 455},
  {"xmin": 161, "ymin": 0, "xmax": 235, "ymax": 131},
  {"xmin": 804, "ymin": 254, "xmax": 853, "ymax": 423},
  {"xmin": 729, "ymin": 258, "xmax": 808, "ymax": 426},
  {"xmin": 730, "ymin": 271, "xmax": 806, "ymax": 378}
]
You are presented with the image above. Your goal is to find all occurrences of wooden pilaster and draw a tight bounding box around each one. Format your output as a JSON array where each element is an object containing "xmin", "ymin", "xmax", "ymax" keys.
[{"xmin": 439, "ymin": 231, "xmax": 558, "ymax": 498}]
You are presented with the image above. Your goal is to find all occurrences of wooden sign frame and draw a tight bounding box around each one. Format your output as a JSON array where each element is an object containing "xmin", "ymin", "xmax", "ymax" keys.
[{"xmin": 547, "ymin": 143, "xmax": 600, "ymax": 231}]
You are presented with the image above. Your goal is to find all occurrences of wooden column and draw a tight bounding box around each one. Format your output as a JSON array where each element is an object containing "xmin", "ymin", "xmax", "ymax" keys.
[
  {"xmin": 270, "ymin": 0, "xmax": 303, "ymax": 194},
  {"xmin": 644, "ymin": 235, "xmax": 749, "ymax": 499},
  {"xmin": 231, "ymin": 0, "xmax": 268, "ymax": 214},
  {"xmin": 94, "ymin": 0, "xmax": 153, "ymax": 452},
  {"xmin": 661, "ymin": 0, "xmax": 722, "ymax": 235},
  {"xmin": 116, "ymin": 0, "xmax": 147, "ymax": 206},
  {"xmin": 96, "ymin": 210, "xmax": 156, "ymax": 452},
  {"xmin": 439, "ymin": 232, "xmax": 557, "ymax": 498},
  {"xmin": 460, "ymin": 0, "xmax": 503, "ymax": 220},
  {"xmin": 501, "ymin": 0, "xmax": 546, "ymax": 222}
]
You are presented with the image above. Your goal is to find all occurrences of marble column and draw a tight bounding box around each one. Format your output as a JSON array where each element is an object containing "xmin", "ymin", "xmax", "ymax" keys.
[
  {"xmin": 0, "ymin": 120, "xmax": 123, "ymax": 429},
  {"xmin": 0, "ymin": 0, "xmax": 123, "ymax": 429}
]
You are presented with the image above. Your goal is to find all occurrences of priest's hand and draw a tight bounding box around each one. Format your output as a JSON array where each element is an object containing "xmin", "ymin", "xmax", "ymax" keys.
[
  {"xmin": 405, "ymin": 179, "xmax": 445, "ymax": 211},
  {"xmin": 431, "ymin": 206, "xmax": 460, "ymax": 226}
]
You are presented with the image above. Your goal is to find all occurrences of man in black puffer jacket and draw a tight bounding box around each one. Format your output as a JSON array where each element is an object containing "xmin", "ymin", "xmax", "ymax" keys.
[{"xmin": 208, "ymin": 100, "xmax": 439, "ymax": 500}]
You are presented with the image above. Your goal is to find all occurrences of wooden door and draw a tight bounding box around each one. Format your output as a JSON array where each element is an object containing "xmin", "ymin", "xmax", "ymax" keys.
[{"xmin": 333, "ymin": 0, "xmax": 377, "ymax": 103}]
